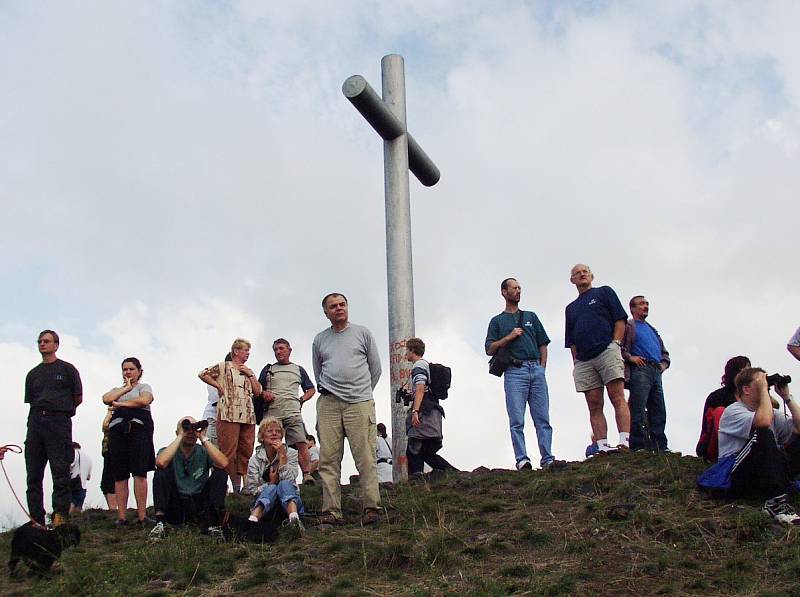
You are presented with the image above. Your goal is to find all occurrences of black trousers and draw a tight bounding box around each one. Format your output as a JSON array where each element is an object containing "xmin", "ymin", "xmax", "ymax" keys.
[
  {"xmin": 730, "ymin": 427, "xmax": 800, "ymax": 498},
  {"xmin": 152, "ymin": 464, "xmax": 228, "ymax": 527},
  {"xmin": 407, "ymin": 438, "xmax": 457, "ymax": 475},
  {"xmin": 25, "ymin": 411, "xmax": 73, "ymax": 524}
]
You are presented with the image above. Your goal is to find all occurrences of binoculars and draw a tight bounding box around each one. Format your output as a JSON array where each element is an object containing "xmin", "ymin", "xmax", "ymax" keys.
[{"xmin": 181, "ymin": 419, "xmax": 209, "ymax": 433}]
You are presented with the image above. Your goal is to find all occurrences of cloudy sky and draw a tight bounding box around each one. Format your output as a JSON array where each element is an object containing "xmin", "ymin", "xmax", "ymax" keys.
[{"xmin": 1, "ymin": 1, "xmax": 798, "ymax": 527}]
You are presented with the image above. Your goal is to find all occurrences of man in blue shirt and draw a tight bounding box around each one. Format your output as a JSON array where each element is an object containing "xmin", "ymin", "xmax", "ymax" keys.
[
  {"xmin": 486, "ymin": 278, "xmax": 559, "ymax": 470},
  {"xmin": 622, "ymin": 296, "xmax": 671, "ymax": 452},
  {"xmin": 565, "ymin": 264, "xmax": 630, "ymax": 454}
]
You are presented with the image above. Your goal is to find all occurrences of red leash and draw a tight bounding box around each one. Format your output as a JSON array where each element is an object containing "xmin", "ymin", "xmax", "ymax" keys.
[{"xmin": 0, "ymin": 444, "xmax": 48, "ymax": 530}]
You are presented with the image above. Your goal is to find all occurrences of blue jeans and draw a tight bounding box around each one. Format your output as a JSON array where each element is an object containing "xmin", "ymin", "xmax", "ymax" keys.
[
  {"xmin": 628, "ymin": 364, "xmax": 667, "ymax": 451},
  {"xmin": 503, "ymin": 361, "xmax": 554, "ymax": 466},
  {"xmin": 252, "ymin": 480, "xmax": 304, "ymax": 515}
]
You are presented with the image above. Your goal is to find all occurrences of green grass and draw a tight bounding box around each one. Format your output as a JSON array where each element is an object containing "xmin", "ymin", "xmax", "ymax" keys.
[{"xmin": 5, "ymin": 452, "xmax": 800, "ymax": 595}]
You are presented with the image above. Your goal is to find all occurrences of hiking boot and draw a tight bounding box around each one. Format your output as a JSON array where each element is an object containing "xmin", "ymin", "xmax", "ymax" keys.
[
  {"xmin": 763, "ymin": 496, "xmax": 800, "ymax": 526},
  {"xmin": 303, "ymin": 473, "xmax": 316, "ymax": 485},
  {"xmin": 516, "ymin": 458, "xmax": 533, "ymax": 471},
  {"xmin": 148, "ymin": 521, "xmax": 166, "ymax": 543},
  {"xmin": 542, "ymin": 459, "xmax": 567, "ymax": 471},
  {"xmin": 361, "ymin": 508, "xmax": 381, "ymax": 526},
  {"xmin": 318, "ymin": 512, "xmax": 345, "ymax": 526},
  {"xmin": 52, "ymin": 513, "xmax": 67, "ymax": 528}
]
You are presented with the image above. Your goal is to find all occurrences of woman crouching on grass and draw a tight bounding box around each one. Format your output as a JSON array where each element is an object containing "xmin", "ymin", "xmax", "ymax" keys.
[{"xmin": 244, "ymin": 417, "xmax": 304, "ymax": 531}]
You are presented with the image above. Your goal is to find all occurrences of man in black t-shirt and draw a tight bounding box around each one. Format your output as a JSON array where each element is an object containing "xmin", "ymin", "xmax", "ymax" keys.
[{"xmin": 24, "ymin": 330, "xmax": 83, "ymax": 526}]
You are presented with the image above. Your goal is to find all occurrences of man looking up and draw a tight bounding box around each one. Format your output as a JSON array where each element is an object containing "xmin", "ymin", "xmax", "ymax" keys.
[
  {"xmin": 24, "ymin": 330, "xmax": 83, "ymax": 527},
  {"xmin": 312, "ymin": 293, "xmax": 382, "ymax": 526},
  {"xmin": 258, "ymin": 338, "xmax": 317, "ymax": 485},
  {"xmin": 717, "ymin": 369, "xmax": 800, "ymax": 525},
  {"xmin": 485, "ymin": 278, "xmax": 558, "ymax": 470},
  {"xmin": 622, "ymin": 296, "xmax": 671, "ymax": 451},
  {"xmin": 565, "ymin": 264, "xmax": 631, "ymax": 454}
]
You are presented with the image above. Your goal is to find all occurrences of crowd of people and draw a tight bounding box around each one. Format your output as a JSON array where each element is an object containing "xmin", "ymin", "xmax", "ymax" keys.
[{"xmin": 15, "ymin": 273, "xmax": 800, "ymax": 538}]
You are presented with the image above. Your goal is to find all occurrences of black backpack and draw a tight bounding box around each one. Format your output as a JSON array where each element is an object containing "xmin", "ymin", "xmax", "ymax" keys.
[{"xmin": 427, "ymin": 363, "xmax": 451, "ymax": 400}]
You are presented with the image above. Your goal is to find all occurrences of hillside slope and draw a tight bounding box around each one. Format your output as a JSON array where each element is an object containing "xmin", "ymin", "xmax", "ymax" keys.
[{"xmin": 2, "ymin": 452, "xmax": 798, "ymax": 596}]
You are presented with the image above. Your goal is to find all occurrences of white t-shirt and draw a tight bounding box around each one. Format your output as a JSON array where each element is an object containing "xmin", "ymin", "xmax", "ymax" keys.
[
  {"xmin": 789, "ymin": 327, "xmax": 800, "ymax": 347},
  {"xmin": 203, "ymin": 385, "xmax": 219, "ymax": 421},
  {"xmin": 718, "ymin": 401, "xmax": 795, "ymax": 458},
  {"xmin": 69, "ymin": 449, "xmax": 93, "ymax": 489},
  {"xmin": 308, "ymin": 445, "xmax": 320, "ymax": 463}
]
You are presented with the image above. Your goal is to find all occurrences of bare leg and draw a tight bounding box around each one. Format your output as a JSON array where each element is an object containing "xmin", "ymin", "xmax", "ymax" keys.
[
  {"xmin": 294, "ymin": 442, "xmax": 310, "ymax": 474},
  {"xmin": 133, "ymin": 476, "xmax": 148, "ymax": 521},
  {"xmin": 584, "ymin": 387, "xmax": 607, "ymax": 441},
  {"xmin": 114, "ymin": 479, "xmax": 129, "ymax": 522},
  {"xmin": 250, "ymin": 505, "xmax": 264, "ymax": 521},
  {"xmin": 286, "ymin": 500, "xmax": 298, "ymax": 515},
  {"xmin": 606, "ymin": 379, "xmax": 631, "ymax": 433},
  {"xmin": 105, "ymin": 493, "xmax": 117, "ymax": 511},
  {"xmin": 230, "ymin": 474, "xmax": 242, "ymax": 493}
]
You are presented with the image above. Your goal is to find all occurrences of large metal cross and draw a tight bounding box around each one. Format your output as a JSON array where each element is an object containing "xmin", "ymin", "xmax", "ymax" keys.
[{"xmin": 342, "ymin": 54, "xmax": 440, "ymax": 482}]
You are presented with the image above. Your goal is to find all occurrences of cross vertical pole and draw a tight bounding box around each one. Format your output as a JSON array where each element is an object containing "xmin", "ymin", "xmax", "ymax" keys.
[
  {"xmin": 382, "ymin": 54, "xmax": 413, "ymax": 483},
  {"xmin": 342, "ymin": 54, "xmax": 440, "ymax": 484}
]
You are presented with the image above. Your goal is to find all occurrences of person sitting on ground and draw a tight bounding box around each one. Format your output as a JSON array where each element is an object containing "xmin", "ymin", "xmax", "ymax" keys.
[
  {"xmin": 696, "ymin": 355, "xmax": 751, "ymax": 462},
  {"xmin": 148, "ymin": 416, "xmax": 229, "ymax": 542},
  {"xmin": 68, "ymin": 442, "xmax": 92, "ymax": 514},
  {"xmin": 244, "ymin": 417, "xmax": 304, "ymax": 531},
  {"xmin": 703, "ymin": 368, "xmax": 800, "ymax": 525},
  {"xmin": 306, "ymin": 433, "xmax": 321, "ymax": 481},
  {"xmin": 376, "ymin": 423, "xmax": 393, "ymax": 484},
  {"xmin": 405, "ymin": 337, "xmax": 458, "ymax": 477}
]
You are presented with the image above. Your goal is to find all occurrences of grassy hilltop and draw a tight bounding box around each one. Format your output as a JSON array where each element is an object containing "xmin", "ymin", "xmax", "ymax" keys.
[{"xmin": 2, "ymin": 452, "xmax": 800, "ymax": 596}]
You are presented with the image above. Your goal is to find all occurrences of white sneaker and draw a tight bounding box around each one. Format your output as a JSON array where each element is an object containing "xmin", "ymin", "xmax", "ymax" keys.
[
  {"xmin": 148, "ymin": 521, "xmax": 166, "ymax": 543},
  {"xmin": 763, "ymin": 496, "xmax": 800, "ymax": 526}
]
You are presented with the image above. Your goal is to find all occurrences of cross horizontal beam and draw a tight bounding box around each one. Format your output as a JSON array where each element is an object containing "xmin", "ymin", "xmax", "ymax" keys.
[{"xmin": 343, "ymin": 75, "xmax": 440, "ymax": 187}]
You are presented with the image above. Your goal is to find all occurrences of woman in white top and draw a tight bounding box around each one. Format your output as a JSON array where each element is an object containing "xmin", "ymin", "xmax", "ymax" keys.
[{"xmin": 102, "ymin": 357, "xmax": 155, "ymax": 525}]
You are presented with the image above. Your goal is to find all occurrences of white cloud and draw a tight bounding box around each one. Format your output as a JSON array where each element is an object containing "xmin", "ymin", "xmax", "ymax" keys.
[{"xmin": 2, "ymin": 1, "xmax": 799, "ymax": 525}]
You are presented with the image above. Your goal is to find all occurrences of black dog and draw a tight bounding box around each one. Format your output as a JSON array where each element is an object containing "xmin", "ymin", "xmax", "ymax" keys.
[
  {"xmin": 221, "ymin": 513, "xmax": 279, "ymax": 543},
  {"xmin": 8, "ymin": 522, "xmax": 81, "ymax": 577}
]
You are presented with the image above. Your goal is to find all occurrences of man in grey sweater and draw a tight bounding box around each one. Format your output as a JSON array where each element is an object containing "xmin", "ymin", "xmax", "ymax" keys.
[{"xmin": 312, "ymin": 293, "xmax": 382, "ymax": 525}]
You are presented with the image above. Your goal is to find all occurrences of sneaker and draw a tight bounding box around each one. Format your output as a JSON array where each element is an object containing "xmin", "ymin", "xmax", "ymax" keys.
[
  {"xmin": 763, "ymin": 496, "xmax": 800, "ymax": 526},
  {"xmin": 114, "ymin": 519, "xmax": 129, "ymax": 528},
  {"xmin": 205, "ymin": 525, "xmax": 225, "ymax": 539},
  {"xmin": 148, "ymin": 521, "xmax": 166, "ymax": 543},
  {"xmin": 516, "ymin": 459, "xmax": 533, "ymax": 471},
  {"xmin": 302, "ymin": 473, "xmax": 316, "ymax": 485},
  {"xmin": 616, "ymin": 444, "xmax": 630, "ymax": 454},
  {"xmin": 283, "ymin": 516, "xmax": 306, "ymax": 535},
  {"xmin": 361, "ymin": 508, "xmax": 381, "ymax": 526},
  {"xmin": 52, "ymin": 513, "xmax": 67, "ymax": 528}
]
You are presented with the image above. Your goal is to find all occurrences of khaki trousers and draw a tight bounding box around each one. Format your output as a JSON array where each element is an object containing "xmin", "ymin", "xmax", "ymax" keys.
[
  {"xmin": 317, "ymin": 395, "xmax": 380, "ymax": 518},
  {"xmin": 216, "ymin": 419, "xmax": 255, "ymax": 477}
]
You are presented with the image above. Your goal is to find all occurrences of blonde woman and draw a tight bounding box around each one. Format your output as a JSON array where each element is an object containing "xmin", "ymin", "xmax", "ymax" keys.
[
  {"xmin": 199, "ymin": 338, "xmax": 262, "ymax": 492},
  {"xmin": 245, "ymin": 417, "xmax": 304, "ymax": 530}
]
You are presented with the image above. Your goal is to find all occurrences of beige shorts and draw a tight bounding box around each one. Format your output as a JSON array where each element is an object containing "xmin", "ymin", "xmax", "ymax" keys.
[
  {"xmin": 573, "ymin": 342, "xmax": 624, "ymax": 392},
  {"xmin": 281, "ymin": 414, "xmax": 308, "ymax": 447}
]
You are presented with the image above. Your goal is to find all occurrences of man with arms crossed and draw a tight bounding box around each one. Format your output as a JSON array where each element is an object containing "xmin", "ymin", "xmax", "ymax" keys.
[
  {"xmin": 622, "ymin": 295, "xmax": 671, "ymax": 452},
  {"xmin": 258, "ymin": 338, "xmax": 317, "ymax": 485},
  {"xmin": 565, "ymin": 265, "xmax": 631, "ymax": 454},
  {"xmin": 312, "ymin": 293, "xmax": 382, "ymax": 525},
  {"xmin": 24, "ymin": 330, "xmax": 83, "ymax": 526},
  {"xmin": 485, "ymin": 278, "xmax": 558, "ymax": 470}
]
